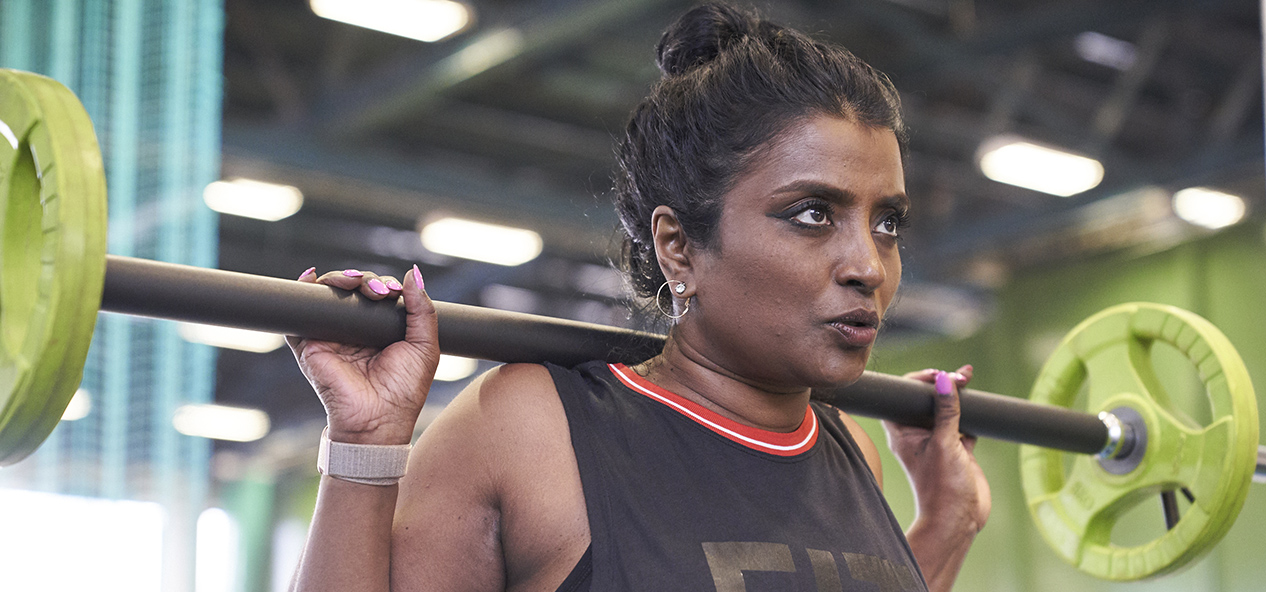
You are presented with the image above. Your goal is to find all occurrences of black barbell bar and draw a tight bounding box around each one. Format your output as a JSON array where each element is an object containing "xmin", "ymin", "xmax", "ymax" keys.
[
  {"xmin": 104, "ymin": 255, "xmax": 1124, "ymax": 456},
  {"xmin": 103, "ymin": 256, "xmax": 1266, "ymax": 483}
]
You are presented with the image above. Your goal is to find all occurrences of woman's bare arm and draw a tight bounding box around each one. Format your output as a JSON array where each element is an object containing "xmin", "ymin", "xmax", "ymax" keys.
[
  {"xmin": 291, "ymin": 362, "xmax": 583, "ymax": 592},
  {"xmin": 287, "ymin": 261, "xmax": 586, "ymax": 592},
  {"xmin": 287, "ymin": 266, "xmax": 439, "ymax": 592},
  {"xmin": 837, "ymin": 410, "xmax": 884, "ymax": 489},
  {"xmin": 290, "ymin": 478, "xmax": 408, "ymax": 591},
  {"xmin": 884, "ymin": 366, "xmax": 991, "ymax": 592},
  {"xmin": 393, "ymin": 363, "xmax": 588, "ymax": 591}
]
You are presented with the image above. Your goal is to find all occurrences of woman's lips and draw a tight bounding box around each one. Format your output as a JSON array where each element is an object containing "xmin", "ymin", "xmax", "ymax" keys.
[
  {"xmin": 829, "ymin": 321, "xmax": 877, "ymax": 348},
  {"xmin": 828, "ymin": 309, "xmax": 879, "ymax": 348}
]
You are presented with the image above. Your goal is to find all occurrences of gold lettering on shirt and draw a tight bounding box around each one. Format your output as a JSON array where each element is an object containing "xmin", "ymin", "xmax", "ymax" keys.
[
  {"xmin": 841, "ymin": 552, "xmax": 920, "ymax": 592},
  {"xmin": 807, "ymin": 548, "xmax": 842, "ymax": 590},
  {"xmin": 702, "ymin": 542, "xmax": 795, "ymax": 592},
  {"xmin": 702, "ymin": 542, "xmax": 921, "ymax": 592}
]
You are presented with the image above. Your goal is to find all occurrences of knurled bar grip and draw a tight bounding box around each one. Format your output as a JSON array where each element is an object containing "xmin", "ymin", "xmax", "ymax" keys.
[{"xmin": 101, "ymin": 254, "xmax": 1111, "ymax": 456}]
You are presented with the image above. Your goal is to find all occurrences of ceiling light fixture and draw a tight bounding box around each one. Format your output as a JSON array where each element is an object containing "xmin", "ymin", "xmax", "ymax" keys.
[
  {"xmin": 448, "ymin": 28, "xmax": 524, "ymax": 78},
  {"xmin": 1172, "ymin": 187, "xmax": 1247, "ymax": 230},
  {"xmin": 178, "ymin": 323, "xmax": 286, "ymax": 353},
  {"xmin": 173, "ymin": 404, "xmax": 271, "ymax": 442},
  {"xmin": 433, "ymin": 355, "xmax": 479, "ymax": 382},
  {"xmin": 420, "ymin": 217, "xmax": 543, "ymax": 266},
  {"xmin": 977, "ymin": 136, "xmax": 1104, "ymax": 197},
  {"xmin": 1074, "ymin": 31, "xmax": 1137, "ymax": 71},
  {"xmin": 203, "ymin": 178, "xmax": 303, "ymax": 221},
  {"xmin": 309, "ymin": 0, "xmax": 471, "ymax": 43}
]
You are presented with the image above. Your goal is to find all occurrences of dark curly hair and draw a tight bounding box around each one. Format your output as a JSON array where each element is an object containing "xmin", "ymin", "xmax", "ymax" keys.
[{"xmin": 614, "ymin": 2, "xmax": 907, "ymax": 312}]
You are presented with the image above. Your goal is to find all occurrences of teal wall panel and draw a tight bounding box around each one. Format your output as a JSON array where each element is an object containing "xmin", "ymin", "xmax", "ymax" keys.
[{"xmin": 0, "ymin": 0, "xmax": 224, "ymax": 589}]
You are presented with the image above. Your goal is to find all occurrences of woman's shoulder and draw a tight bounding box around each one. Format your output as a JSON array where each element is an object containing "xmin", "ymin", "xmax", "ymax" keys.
[
  {"xmin": 476, "ymin": 361, "xmax": 557, "ymax": 390},
  {"xmin": 396, "ymin": 363, "xmax": 590, "ymax": 589},
  {"xmin": 452, "ymin": 362, "xmax": 562, "ymax": 421},
  {"xmin": 469, "ymin": 360, "xmax": 610, "ymax": 390},
  {"xmin": 814, "ymin": 402, "xmax": 884, "ymax": 488},
  {"xmin": 432, "ymin": 360, "xmax": 622, "ymax": 437},
  {"xmin": 401, "ymin": 361, "xmax": 576, "ymax": 508}
]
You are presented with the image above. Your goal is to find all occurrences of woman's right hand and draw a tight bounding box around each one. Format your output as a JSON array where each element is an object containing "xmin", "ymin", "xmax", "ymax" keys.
[{"xmin": 287, "ymin": 265, "xmax": 439, "ymax": 445}]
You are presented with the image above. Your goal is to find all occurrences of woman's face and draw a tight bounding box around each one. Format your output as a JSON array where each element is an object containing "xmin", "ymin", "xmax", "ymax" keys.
[{"xmin": 680, "ymin": 115, "xmax": 907, "ymax": 390}]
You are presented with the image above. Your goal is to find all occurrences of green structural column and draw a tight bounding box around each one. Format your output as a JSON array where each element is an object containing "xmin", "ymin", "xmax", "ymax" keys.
[{"xmin": 226, "ymin": 474, "xmax": 278, "ymax": 592}]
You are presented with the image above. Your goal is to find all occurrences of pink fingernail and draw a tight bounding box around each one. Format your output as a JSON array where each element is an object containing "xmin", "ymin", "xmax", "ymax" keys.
[
  {"xmin": 367, "ymin": 278, "xmax": 389, "ymax": 295},
  {"xmin": 412, "ymin": 265, "xmax": 424, "ymax": 291},
  {"xmin": 935, "ymin": 371, "xmax": 952, "ymax": 396},
  {"xmin": 385, "ymin": 279, "xmax": 403, "ymax": 291},
  {"xmin": 298, "ymin": 267, "xmax": 315, "ymax": 279},
  {"xmin": 342, "ymin": 269, "xmax": 363, "ymax": 278}
]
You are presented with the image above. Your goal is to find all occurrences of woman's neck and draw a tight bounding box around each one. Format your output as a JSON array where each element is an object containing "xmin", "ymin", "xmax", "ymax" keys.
[{"xmin": 634, "ymin": 334, "xmax": 812, "ymax": 433}]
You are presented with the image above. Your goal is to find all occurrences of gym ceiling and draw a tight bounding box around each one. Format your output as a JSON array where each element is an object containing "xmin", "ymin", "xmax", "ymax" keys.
[{"xmin": 210, "ymin": 0, "xmax": 1264, "ymax": 439}]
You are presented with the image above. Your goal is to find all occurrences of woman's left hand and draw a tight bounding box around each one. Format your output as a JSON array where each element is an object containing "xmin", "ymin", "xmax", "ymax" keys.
[{"xmin": 883, "ymin": 365, "xmax": 991, "ymax": 591}]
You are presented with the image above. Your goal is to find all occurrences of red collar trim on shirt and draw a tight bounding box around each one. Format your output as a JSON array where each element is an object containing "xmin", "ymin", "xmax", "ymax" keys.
[{"xmin": 607, "ymin": 363, "xmax": 818, "ymax": 457}]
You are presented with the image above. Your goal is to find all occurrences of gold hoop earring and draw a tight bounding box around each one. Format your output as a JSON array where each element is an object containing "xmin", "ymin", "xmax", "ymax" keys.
[{"xmin": 656, "ymin": 280, "xmax": 689, "ymax": 319}]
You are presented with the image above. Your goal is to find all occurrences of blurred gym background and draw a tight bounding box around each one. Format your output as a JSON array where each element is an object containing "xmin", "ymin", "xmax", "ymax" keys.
[{"xmin": 1, "ymin": 0, "xmax": 1264, "ymax": 590}]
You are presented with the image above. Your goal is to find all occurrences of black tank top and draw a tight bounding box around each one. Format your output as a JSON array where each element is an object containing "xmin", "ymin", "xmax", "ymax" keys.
[{"xmin": 548, "ymin": 361, "xmax": 928, "ymax": 592}]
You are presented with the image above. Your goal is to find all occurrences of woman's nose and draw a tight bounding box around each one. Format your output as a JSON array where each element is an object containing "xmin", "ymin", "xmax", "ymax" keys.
[{"xmin": 834, "ymin": 230, "xmax": 886, "ymax": 294}]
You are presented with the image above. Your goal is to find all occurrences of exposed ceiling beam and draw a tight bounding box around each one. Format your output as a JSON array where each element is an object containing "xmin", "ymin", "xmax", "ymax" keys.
[
  {"xmin": 1087, "ymin": 14, "xmax": 1170, "ymax": 153},
  {"xmin": 225, "ymin": 0, "xmax": 307, "ymax": 123},
  {"xmin": 982, "ymin": 52, "xmax": 1040, "ymax": 135},
  {"xmin": 1205, "ymin": 56, "xmax": 1263, "ymax": 147},
  {"xmin": 854, "ymin": 0, "xmax": 1185, "ymax": 76},
  {"xmin": 324, "ymin": 0, "xmax": 678, "ymax": 135},
  {"xmin": 423, "ymin": 100, "xmax": 615, "ymax": 163},
  {"xmin": 220, "ymin": 122, "xmax": 618, "ymax": 261}
]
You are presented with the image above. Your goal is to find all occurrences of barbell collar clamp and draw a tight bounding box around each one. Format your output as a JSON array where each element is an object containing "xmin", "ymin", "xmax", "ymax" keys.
[
  {"xmin": 1098, "ymin": 406, "xmax": 1148, "ymax": 475},
  {"xmin": 1254, "ymin": 445, "xmax": 1266, "ymax": 484},
  {"xmin": 1097, "ymin": 411, "xmax": 1125, "ymax": 460}
]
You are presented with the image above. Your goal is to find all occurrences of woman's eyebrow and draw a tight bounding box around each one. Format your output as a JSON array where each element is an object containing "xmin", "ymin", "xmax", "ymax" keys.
[
  {"xmin": 881, "ymin": 193, "xmax": 912, "ymax": 212},
  {"xmin": 771, "ymin": 180, "xmax": 909, "ymax": 211},
  {"xmin": 770, "ymin": 180, "xmax": 851, "ymax": 203}
]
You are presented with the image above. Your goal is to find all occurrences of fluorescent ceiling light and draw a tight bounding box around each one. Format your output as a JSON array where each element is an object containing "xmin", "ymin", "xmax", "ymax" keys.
[
  {"xmin": 978, "ymin": 136, "xmax": 1104, "ymax": 197},
  {"xmin": 420, "ymin": 217, "xmax": 543, "ymax": 266},
  {"xmin": 173, "ymin": 404, "xmax": 271, "ymax": 442},
  {"xmin": 178, "ymin": 323, "xmax": 286, "ymax": 353},
  {"xmin": 203, "ymin": 178, "xmax": 303, "ymax": 221},
  {"xmin": 61, "ymin": 388, "xmax": 92, "ymax": 421},
  {"xmin": 449, "ymin": 28, "xmax": 524, "ymax": 78},
  {"xmin": 1075, "ymin": 31, "xmax": 1137, "ymax": 71},
  {"xmin": 434, "ymin": 354, "xmax": 479, "ymax": 382},
  {"xmin": 310, "ymin": 0, "xmax": 471, "ymax": 42},
  {"xmin": 1172, "ymin": 187, "xmax": 1246, "ymax": 230}
]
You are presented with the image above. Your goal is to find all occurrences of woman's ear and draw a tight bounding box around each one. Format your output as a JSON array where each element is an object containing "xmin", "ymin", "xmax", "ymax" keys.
[{"xmin": 650, "ymin": 205, "xmax": 696, "ymax": 296}]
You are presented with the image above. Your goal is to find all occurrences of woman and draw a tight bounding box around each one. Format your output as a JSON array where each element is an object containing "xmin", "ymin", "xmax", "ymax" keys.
[{"xmin": 289, "ymin": 4, "xmax": 989, "ymax": 591}]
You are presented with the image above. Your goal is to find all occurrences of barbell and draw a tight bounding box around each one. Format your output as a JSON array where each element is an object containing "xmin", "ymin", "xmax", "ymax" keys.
[{"xmin": 1, "ymin": 68, "xmax": 1262, "ymax": 581}]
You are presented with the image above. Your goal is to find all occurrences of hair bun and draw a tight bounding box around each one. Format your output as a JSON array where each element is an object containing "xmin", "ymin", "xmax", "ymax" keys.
[{"xmin": 655, "ymin": 3, "xmax": 758, "ymax": 77}]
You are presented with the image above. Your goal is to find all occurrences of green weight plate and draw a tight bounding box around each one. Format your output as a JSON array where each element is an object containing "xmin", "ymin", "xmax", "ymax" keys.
[
  {"xmin": 1020, "ymin": 303, "xmax": 1258, "ymax": 581},
  {"xmin": 0, "ymin": 69, "xmax": 107, "ymax": 466}
]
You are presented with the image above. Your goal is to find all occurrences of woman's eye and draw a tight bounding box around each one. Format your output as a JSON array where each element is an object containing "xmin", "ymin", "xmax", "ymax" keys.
[
  {"xmin": 790, "ymin": 207, "xmax": 831, "ymax": 226},
  {"xmin": 874, "ymin": 215, "xmax": 901, "ymax": 236}
]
